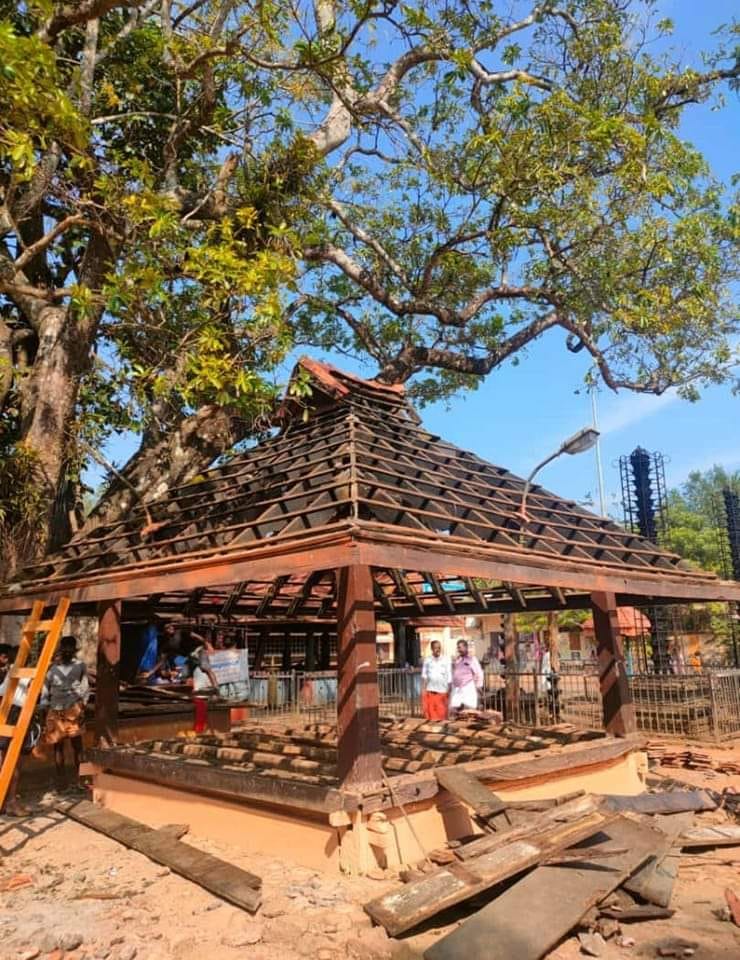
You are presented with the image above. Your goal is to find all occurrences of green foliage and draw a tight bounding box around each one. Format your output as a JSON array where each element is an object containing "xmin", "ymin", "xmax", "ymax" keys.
[
  {"xmin": 0, "ymin": 440, "xmax": 46, "ymax": 561},
  {"xmin": 0, "ymin": 0, "xmax": 738, "ymax": 547},
  {"xmin": 0, "ymin": 21, "xmax": 85, "ymax": 175},
  {"xmin": 665, "ymin": 466, "xmax": 740, "ymax": 575}
]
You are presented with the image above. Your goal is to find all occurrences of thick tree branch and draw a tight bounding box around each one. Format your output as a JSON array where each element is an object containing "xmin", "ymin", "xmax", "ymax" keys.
[
  {"xmin": 40, "ymin": 0, "xmax": 146, "ymax": 42},
  {"xmin": 13, "ymin": 216, "xmax": 89, "ymax": 271},
  {"xmin": 376, "ymin": 310, "xmax": 562, "ymax": 382}
]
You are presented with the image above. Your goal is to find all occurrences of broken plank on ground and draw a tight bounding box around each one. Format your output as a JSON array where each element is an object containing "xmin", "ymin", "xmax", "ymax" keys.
[
  {"xmin": 425, "ymin": 816, "xmax": 665, "ymax": 960},
  {"xmin": 678, "ymin": 824, "xmax": 740, "ymax": 848},
  {"xmin": 601, "ymin": 790, "xmax": 715, "ymax": 815},
  {"xmin": 455, "ymin": 794, "xmax": 600, "ymax": 862},
  {"xmin": 623, "ymin": 812, "xmax": 694, "ymax": 907},
  {"xmin": 599, "ymin": 904, "xmax": 675, "ymax": 922},
  {"xmin": 57, "ymin": 800, "xmax": 261, "ymax": 912},
  {"xmin": 435, "ymin": 767, "xmax": 507, "ymax": 819},
  {"xmin": 365, "ymin": 806, "xmax": 612, "ymax": 936}
]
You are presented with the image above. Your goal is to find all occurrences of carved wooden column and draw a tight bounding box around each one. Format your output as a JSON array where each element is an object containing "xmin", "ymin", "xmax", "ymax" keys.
[
  {"xmin": 95, "ymin": 599, "xmax": 121, "ymax": 745},
  {"xmin": 503, "ymin": 613, "xmax": 520, "ymax": 722},
  {"xmin": 336, "ymin": 565, "xmax": 383, "ymax": 787},
  {"xmin": 591, "ymin": 591, "xmax": 636, "ymax": 737}
]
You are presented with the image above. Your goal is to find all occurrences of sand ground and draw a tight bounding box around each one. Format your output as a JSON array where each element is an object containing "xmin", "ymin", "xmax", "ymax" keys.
[{"xmin": 0, "ymin": 742, "xmax": 738, "ymax": 960}]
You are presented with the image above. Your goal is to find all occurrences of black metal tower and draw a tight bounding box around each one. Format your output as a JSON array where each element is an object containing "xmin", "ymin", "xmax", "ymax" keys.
[
  {"xmin": 721, "ymin": 487, "xmax": 740, "ymax": 666},
  {"xmin": 723, "ymin": 488, "xmax": 740, "ymax": 581},
  {"xmin": 619, "ymin": 448, "xmax": 671, "ymax": 671}
]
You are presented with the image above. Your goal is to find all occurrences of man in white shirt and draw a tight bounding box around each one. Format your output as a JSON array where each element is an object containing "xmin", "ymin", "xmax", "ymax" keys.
[{"xmin": 421, "ymin": 641, "xmax": 452, "ymax": 720}]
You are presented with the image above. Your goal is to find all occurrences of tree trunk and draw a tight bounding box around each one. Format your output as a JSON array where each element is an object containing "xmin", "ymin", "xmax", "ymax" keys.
[
  {"xmin": 17, "ymin": 245, "xmax": 109, "ymax": 540},
  {"xmin": 81, "ymin": 404, "xmax": 250, "ymax": 532}
]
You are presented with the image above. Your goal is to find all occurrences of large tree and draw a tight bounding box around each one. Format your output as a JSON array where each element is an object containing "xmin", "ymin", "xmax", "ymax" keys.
[{"xmin": 1, "ymin": 1, "xmax": 738, "ymax": 577}]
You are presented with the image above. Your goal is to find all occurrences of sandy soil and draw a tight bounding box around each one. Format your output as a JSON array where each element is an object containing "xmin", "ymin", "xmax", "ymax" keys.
[{"xmin": 1, "ymin": 744, "xmax": 739, "ymax": 960}]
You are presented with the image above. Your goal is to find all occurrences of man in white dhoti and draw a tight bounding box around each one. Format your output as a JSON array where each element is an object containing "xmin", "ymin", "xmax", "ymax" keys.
[{"xmin": 449, "ymin": 640, "xmax": 484, "ymax": 716}]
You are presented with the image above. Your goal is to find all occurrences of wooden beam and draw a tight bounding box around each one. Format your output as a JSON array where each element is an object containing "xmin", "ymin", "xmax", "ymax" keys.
[
  {"xmin": 95, "ymin": 599, "xmax": 121, "ymax": 746},
  {"xmin": 502, "ymin": 613, "xmax": 519, "ymax": 723},
  {"xmin": 58, "ymin": 799, "xmax": 262, "ymax": 913},
  {"xmin": 354, "ymin": 533, "xmax": 740, "ymax": 604},
  {"xmin": 591, "ymin": 591, "xmax": 636, "ymax": 737},
  {"xmin": 0, "ymin": 528, "xmax": 362, "ymax": 612},
  {"xmin": 503, "ymin": 581, "xmax": 527, "ymax": 609},
  {"xmin": 221, "ymin": 582, "xmax": 247, "ymax": 618},
  {"xmin": 88, "ymin": 746, "xmax": 347, "ymax": 813},
  {"xmin": 336, "ymin": 565, "xmax": 383, "ymax": 788},
  {"xmin": 426, "ymin": 572, "xmax": 455, "ymax": 613},
  {"xmin": 256, "ymin": 574, "xmax": 289, "ymax": 618}
]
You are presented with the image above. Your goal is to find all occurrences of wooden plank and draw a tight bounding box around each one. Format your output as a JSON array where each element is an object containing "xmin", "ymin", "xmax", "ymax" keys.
[
  {"xmin": 623, "ymin": 812, "xmax": 694, "ymax": 907},
  {"xmin": 602, "ymin": 791, "xmax": 715, "ymax": 815},
  {"xmin": 599, "ymin": 905, "xmax": 675, "ymax": 922},
  {"xmin": 455, "ymin": 794, "xmax": 600, "ymax": 862},
  {"xmin": 364, "ymin": 808, "xmax": 612, "ymax": 936},
  {"xmin": 58, "ymin": 800, "xmax": 261, "ymax": 912},
  {"xmin": 425, "ymin": 816, "xmax": 664, "ymax": 960},
  {"xmin": 679, "ymin": 825, "xmax": 740, "ymax": 848},
  {"xmin": 435, "ymin": 768, "xmax": 507, "ymax": 819}
]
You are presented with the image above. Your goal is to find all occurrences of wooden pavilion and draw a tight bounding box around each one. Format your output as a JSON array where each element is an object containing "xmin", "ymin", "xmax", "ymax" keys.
[{"xmin": 1, "ymin": 358, "xmax": 739, "ymax": 868}]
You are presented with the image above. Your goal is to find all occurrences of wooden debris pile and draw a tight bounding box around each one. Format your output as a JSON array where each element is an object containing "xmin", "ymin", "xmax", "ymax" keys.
[
  {"xmin": 141, "ymin": 723, "xmax": 339, "ymax": 786},
  {"xmin": 131, "ymin": 716, "xmax": 602, "ymax": 785},
  {"xmin": 647, "ymin": 742, "xmax": 740, "ymax": 776},
  {"xmin": 379, "ymin": 716, "xmax": 603, "ymax": 773},
  {"xmin": 363, "ymin": 774, "xmax": 740, "ymax": 960}
]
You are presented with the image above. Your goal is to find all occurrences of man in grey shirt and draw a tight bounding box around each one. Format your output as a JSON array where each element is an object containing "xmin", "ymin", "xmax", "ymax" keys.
[{"xmin": 41, "ymin": 635, "xmax": 89, "ymax": 791}]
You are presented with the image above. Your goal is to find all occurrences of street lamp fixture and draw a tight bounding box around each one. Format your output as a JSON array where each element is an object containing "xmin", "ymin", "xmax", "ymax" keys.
[{"xmin": 518, "ymin": 426, "xmax": 600, "ymax": 523}]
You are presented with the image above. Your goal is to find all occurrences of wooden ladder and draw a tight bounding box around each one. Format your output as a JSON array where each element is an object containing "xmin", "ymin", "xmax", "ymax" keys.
[{"xmin": 0, "ymin": 597, "xmax": 70, "ymax": 809}]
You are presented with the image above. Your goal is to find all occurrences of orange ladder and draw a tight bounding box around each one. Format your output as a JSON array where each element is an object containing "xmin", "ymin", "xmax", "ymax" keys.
[{"xmin": 0, "ymin": 597, "xmax": 70, "ymax": 809}]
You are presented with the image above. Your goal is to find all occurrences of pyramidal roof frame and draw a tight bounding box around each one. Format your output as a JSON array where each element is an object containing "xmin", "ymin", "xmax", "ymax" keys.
[{"xmin": 1, "ymin": 356, "xmax": 739, "ymax": 616}]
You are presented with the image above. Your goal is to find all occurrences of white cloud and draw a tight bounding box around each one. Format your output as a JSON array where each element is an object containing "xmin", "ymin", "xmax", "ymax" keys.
[{"xmin": 597, "ymin": 389, "xmax": 679, "ymax": 436}]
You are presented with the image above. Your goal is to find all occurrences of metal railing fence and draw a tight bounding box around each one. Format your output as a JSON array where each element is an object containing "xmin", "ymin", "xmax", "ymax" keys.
[{"xmin": 240, "ymin": 666, "xmax": 740, "ymax": 741}]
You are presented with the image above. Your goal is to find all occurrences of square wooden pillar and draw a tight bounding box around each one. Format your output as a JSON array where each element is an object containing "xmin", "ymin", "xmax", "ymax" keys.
[
  {"xmin": 336, "ymin": 565, "xmax": 383, "ymax": 788},
  {"xmin": 95, "ymin": 599, "xmax": 121, "ymax": 745},
  {"xmin": 591, "ymin": 591, "xmax": 637, "ymax": 737}
]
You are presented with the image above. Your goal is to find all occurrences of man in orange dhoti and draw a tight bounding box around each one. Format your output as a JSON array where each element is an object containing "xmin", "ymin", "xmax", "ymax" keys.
[{"xmin": 421, "ymin": 640, "xmax": 452, "ymax": 720}]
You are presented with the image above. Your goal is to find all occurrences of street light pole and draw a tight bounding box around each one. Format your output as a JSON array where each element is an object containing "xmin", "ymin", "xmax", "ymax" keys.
[
  {"xmin": 518, "ymin": 426, "xmax": 600, "ymax": 523},
  {"xmin": 591, "ymin": 387, "xmax": 607, "ymax": 516}
]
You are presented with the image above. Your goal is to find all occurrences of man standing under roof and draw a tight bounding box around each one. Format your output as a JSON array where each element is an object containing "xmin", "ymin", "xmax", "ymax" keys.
[
  {"xmin": 41, "ymin": 635, "xmax": 89, "ymax": 792},
  {"xmin": 421, "ymin": 640, "xmax": 451, "ymax": 720},
  {"xmin": 450, "ymin": 639, "xmax": 484, "ymax": 717}
]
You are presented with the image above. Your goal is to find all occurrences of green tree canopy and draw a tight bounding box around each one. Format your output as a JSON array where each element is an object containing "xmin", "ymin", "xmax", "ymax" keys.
[
  {"xmin": 665, "ymin": 465, "xmax": 740, "ymax": 575},
  {"xmin": 0, "ymin": 1, "xmax": 738, "ymax": 575}
]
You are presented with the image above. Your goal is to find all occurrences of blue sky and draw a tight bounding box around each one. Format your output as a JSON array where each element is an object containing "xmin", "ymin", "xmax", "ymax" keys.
[{"xmin": 90, "ymin": 2, "xmax": 739, "ymax": 516}]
